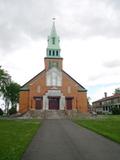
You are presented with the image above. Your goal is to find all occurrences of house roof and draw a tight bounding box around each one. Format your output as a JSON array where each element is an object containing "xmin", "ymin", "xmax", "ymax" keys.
[{"xmin": 93, "ymin": 94, "xmax": 120, "ymax": 103}]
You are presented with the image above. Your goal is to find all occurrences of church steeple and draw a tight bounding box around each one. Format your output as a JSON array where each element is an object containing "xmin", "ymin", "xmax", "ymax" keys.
[{"xmin": 46, "ymin": 18, "xmax": 61, "ymax": 58}]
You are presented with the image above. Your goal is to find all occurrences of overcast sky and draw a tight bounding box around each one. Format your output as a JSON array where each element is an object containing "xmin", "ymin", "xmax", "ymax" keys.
[{"xmin": 0, "ymin": 0, "xmax": 120, "ymax": 103}]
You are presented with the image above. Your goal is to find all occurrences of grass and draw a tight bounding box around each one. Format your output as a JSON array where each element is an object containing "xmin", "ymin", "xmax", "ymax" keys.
[
  {"xmin": 74, "ymin": 115, "xmax": 120, "ymax": 143},
  {"xmin": 0, "ymin": 119, "xmax": 41, "ymax": 160}
]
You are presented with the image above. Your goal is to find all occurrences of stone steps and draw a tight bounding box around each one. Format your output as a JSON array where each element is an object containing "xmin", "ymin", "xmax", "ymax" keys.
[
  {"xmin": 21, "ymin": 110, "xmax": 44, "ymax": 119},
  {"xmin": 44, "ymin": 110, "xmax": 67, "ymax": 119},
  {"xmin": 20, "ymin": 110, "xmax": 90, "ymax": 119}
]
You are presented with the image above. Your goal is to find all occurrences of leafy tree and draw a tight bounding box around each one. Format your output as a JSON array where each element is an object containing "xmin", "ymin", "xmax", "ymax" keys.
[
  {"xmin": 6, "ymin": 82, "xmax": 20, "ymax": 108},
  {"xmin": 8, "ymin": 107, "xmax": 17, "ymax": 115},
  {"xmin": 111, "ymin": 107, "xmax": 120, "ymax": 115},
  {"xmin": 1, "ymin": 82, "xmax": 20, "ymax": 114},
  {"xmin": 0, "ymin": 66, "xmax": 20, "ymax": 114},
  {"xmin": 0, "ymin": 66, "xmax": 10, "ymax": 92},
  {"xmin": 0, "ymin": 108, "xmax": 3, "ymax": 116},
  {"xmin": 0, "ymin": 66, "xmax": 11, "ymax": 114},
  {"xmin": 1, "ymin": 83, "xmax": 11, "ymax": 114}
]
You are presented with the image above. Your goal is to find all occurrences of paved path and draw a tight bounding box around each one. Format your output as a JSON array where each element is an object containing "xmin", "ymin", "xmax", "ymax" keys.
[{"xmin": 22, "ymin": 120, "xmax": 120, "ymax": 160}]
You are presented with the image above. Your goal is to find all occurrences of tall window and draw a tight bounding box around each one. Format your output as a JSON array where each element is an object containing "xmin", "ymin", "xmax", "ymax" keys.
[
  {"xmin": 53, "ymin": 50, "xmax": 55, "ymax": 56},
  {"xmin": 52, "ymin": 37, "xmax": 55, "ymax": 44},
  {"xmin": 46, "ymin": 69, "xmax": 62, "ymax": 86},
  {"xmin": 51, "ymin": 72, "xmax": 58, "ymax": 86},
  {"xmin": 56, "ymin": 50, "xmax": 58, "ymax": 56},
  {"xmin": 49, "ymin": 50, "xmax": 51, "ymax": 56}
]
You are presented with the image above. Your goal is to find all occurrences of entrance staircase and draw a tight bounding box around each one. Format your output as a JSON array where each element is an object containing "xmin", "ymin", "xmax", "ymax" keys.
[
  {"xmin": 44, "ymin": 110, "xmax": 67, "ymax": 119},
  {"xmin": 21, "ymin": 110, "xmax": 90, "ymax": 119}
]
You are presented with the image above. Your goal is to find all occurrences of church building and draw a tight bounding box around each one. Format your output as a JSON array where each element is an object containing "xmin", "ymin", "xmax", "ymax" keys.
[{"xmin": 19, "ymin": 20, "xmax": 88, "ymax": 113}]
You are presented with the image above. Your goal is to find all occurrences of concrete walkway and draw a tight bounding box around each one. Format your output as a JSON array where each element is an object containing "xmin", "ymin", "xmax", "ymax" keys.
[{"xmin": 21, "ymin": 120, "xmax": 120, "ymax": 160}]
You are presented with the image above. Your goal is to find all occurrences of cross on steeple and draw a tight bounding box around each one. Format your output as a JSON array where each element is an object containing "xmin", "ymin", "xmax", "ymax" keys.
[{"xmin": 52, "ymin": 17, "xmax": 56, "ymax": 21}]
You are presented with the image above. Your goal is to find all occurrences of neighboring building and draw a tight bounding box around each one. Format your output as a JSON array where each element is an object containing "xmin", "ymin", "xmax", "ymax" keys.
[
  {"xmin": 92, "ymin": 92, "xmax": 120, "ymax": 114},
  {"xmin": 19, "ymin": 20, "xmax": 88, "ymax": 113}
]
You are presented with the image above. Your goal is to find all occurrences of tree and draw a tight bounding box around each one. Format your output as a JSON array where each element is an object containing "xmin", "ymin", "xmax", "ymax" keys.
[
  {"xmin": 8, "ymin": 107, "xmax": 17, "ymax": 115},
  {"xmin": 1, "ymin": 83, "xmax": 11, "ymax": 114},
  {"xmin": 0, "ymin": 66, "xmax": 11, "ymax": 114},
  {"xmin": 0, "ymin": 66, "xmax": 20, "ymax": 115},
  {"xmin": 7, "ymin": 82, "xmax": 20, "ymax": 108},
  {"xmin": 111, "ymin": 106, "xmax": 120, "ymax": 115},
  {"xmin": 0, "ymin": 66, "xmax": 10, "ymax": 92},
  {"xmin": 2, "ymin": 81, "xmax": 20, "ymax": 114},
  {"xmin": 0, "ymin": 108, "xmax": 3, "ymax": 116}
]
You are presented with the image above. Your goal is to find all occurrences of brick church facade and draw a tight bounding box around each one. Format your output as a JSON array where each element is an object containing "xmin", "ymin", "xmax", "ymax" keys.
[{"xmin": 19, "ymin": 21, "xmax": 88, "ymax": 113}]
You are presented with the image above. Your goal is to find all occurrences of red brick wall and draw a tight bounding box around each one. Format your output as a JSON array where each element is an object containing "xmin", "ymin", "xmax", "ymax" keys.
[
  {"xmin": 28, "ymin": 71, "xmax": 47, "ymax": 109},
  {"xmin": 19, "ymin": 91, "xmax": 29, "ymax": 113},
  {"xmin": 44, "ymin": 57, "xmax": 63, "ymax": 71},
  {"xmin": 61, "ymin": 71, "xmax": 88, "ymax": 112},
  {"xmin": 77, "ymin": 92, "xmax": 88, "ymax": 112},
  {"xmin": 19, "ymin": 61, "xmax": 88, "ymax": 113}
]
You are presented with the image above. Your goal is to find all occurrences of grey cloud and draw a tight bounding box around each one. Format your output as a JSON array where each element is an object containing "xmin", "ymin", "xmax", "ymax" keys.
[
  {"xmin": 103, "ymin": 60, "xmax": 120, "ymax": 68},
  {"xmin": 0, "ymin": 0, "xmax": 120, "ymax": 52},
  {"xmin": 51, "ymin": 0, "xmax": 120, "ymax": 39},
  {"xmin": 0, "ymin": 0, "xmax": 58, "ymax": 51},
  {"xmin": 109, "ymin": 0, "xmax": 120, "ymax": 9},
  {"xmin": 88, "ymin": 74, "xmax": 103, "ymax": 81}
]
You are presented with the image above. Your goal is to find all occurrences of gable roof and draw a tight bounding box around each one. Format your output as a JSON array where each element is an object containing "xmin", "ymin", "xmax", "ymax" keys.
[
  {"xmin": 20, "ymin": 69, "xmax": 45, "ymax": 91},
  {"xmin": 62, "ymin": 70, "xmax": 87, "ymax": 92},
  {"xmin": 20, "ymin": 69, "xmax": 87, "ymax": 92},
  {"xmin": 93, "ymin": 94, "xmax": 120, "ymax": 103}
]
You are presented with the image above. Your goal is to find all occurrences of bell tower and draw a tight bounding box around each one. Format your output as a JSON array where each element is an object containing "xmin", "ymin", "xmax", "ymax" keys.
[{"xmin": 44, "ymin": 18, "xmax": 63, "ymax": 71}]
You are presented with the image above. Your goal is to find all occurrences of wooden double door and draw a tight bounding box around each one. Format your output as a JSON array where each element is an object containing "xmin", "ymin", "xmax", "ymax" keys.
[
  {"xmin": 35, "ymin": 97, "xmax": 43, "ymax": 110},
  {"xmin": 49, "ymin": 97, "xmax": 60, "ymax": 110}
]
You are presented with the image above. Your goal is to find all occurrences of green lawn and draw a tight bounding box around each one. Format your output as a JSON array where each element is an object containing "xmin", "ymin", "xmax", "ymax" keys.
[
  {"xmin": 74, "ymin": 115, "xmax": 120, "ymax": 143},
  {"xmin": 0, "ymin": 119, "xmax": 41, "ymax": 160}
]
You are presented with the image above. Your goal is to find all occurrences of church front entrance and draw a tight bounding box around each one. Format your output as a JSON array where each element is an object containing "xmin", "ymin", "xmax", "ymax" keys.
[
  {"xmin": 48, "ymin": 97, "xmax": 59, "ymax": 110},
  {"xmin": 43, "ymin": 90, "xmax": 65, "ymax": 110}
]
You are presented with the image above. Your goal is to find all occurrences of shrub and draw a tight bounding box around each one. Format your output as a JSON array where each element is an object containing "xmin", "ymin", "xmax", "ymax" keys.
[
  {"xmin": 0, "ymin": 108, "xmax": 3, "ymax": 116},
  {"xmin": 111, "ymin": 107, "xmax": 120, "ymax": 115},
  {"xmin": 8, "ymin": 107, "xmax": 17, "ymax": 115}
]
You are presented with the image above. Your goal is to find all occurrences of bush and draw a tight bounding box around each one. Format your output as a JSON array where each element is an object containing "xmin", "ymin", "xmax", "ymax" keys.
[
  {"xmin": 0, "ymin": 108, "xmax": 4, "ymax": 116},
  {"xmin": 111, "ymin": 107, "xmax": 120, "ymax": 115},
  {"xmin": 8, "ymin": 107, "xmax": 17, "ymax": 115}
]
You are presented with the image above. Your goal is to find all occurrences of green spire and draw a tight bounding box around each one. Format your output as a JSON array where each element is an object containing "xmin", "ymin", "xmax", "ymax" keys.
[
  {"xmin": 50, "ymin": 19, "xmax": 57, "ymax": 37},
  {"xmin": 46, "ymin": 18, "xmax": 61, "ymax": 58}
]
